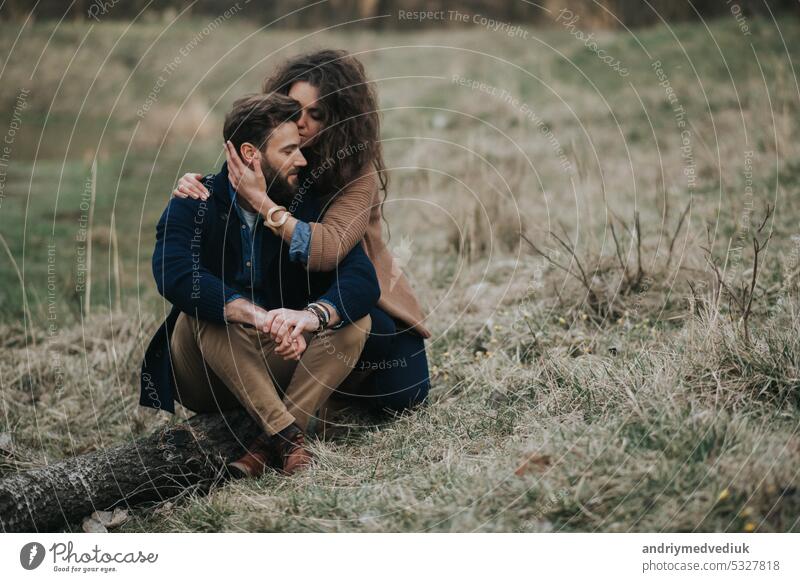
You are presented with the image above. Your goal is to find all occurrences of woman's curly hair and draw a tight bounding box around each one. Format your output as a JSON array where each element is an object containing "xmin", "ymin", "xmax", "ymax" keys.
[{"xmin": 262, "ymin": 49, "xmax": 388, "ymax": 200}]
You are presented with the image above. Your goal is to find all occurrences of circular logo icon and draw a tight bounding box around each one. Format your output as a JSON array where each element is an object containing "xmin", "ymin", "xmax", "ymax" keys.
[{"xmin": 20, "ymin": 542, "xmax": 46, "ymax": 570}]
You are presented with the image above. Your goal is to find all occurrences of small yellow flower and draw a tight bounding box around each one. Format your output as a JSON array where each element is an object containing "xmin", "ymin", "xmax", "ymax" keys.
[
  {"xmin": 717, "ymin": 488, "xmax": 730, "ymax": 502},
  {"xmin": 444, "ymin": 351, "xmax": 450, "ymax": 357},
  {"xmin": 580, "ymin": 312, "xmax": 588, "ymax": 320},
  {"xmin": 739, "ymin": 506, "xmax": 753, "ymax": 518},
  {"xmin": 743, "ymin": 522, "xmax": 756, "ymax": 532},
  {"xmin": 558, "ymin": 317, "xmax": 566, "ymax": 325},
  {"xmin": 494, "ymin": 324, "xmax": 503, "ymax": 331}
]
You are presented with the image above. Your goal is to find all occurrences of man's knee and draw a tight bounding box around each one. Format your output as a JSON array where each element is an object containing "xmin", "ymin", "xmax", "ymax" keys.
[{"xmin": 331, "ymin": 314, "xmax": 371, "ymax": 350}]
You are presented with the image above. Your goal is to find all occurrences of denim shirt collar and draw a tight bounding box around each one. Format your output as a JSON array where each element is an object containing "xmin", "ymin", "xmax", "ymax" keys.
[{"xmin": 228, "ymin": 181, "xmax": 255, "ymax": 224}]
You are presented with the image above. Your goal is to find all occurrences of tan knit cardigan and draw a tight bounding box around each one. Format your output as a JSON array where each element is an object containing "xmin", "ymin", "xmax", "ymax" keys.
[{"xmin": 306, "ymin": 169, "xmax": 431, "ymax": 339}]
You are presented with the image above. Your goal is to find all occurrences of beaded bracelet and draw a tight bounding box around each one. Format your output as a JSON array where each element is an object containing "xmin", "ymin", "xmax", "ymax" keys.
[
  {"xmin": 311, "ymin": 303, "xmax": 330, "ymax": 328},
  {"xmin": 304, "ymin": 303, "xmax": 329, "ymax": 332}
]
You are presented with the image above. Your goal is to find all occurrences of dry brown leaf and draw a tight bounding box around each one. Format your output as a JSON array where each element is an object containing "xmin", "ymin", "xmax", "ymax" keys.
[
  {"xmin": 89, "ymin": 507, "xmax": 128, "ymax": 529},
  {"xmin": 82, "ymin": 517, "xmax": 108, "ymax": 533},
  {"xmin": 514, "ymin": 453, "xmax": 551, "ymax": 476}
]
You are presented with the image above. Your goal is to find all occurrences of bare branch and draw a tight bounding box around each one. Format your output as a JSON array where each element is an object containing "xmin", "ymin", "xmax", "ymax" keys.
[
  {"xmin": 609, "ymin": 220, "xmax": 628, "ymax": 280},
  {"xmin": 634, "ymin": 211, "xmax": 644, "ymax": 285},
  {"xmin": 666, "ymin": 201, "xmax": 691, "ymax": 271},
  {"xmin": 521, "ymin": 232, "xmax": 584, "ymax": 286},
  {"xmin": 756, "ymin": 203, "xmax": 773, "ymax": 234},
  {"xmin": 549, "ymin": 230, "xmax": 593, "ymax": 293}
]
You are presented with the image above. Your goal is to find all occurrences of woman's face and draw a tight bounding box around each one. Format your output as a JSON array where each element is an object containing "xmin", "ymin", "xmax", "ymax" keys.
[{"xmin": 288, "ymin": 81, "xmax": 324, "ymax": 148}]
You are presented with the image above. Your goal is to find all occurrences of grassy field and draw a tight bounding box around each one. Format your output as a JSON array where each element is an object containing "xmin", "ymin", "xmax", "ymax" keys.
[{"xmin": 1, "ymin": 13, "xmax": 800, "ymax": 532}]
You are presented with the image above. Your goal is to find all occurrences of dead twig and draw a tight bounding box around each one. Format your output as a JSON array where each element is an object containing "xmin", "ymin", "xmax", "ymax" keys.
[{"xmin": 666, "ymin": 201, "xmax": 692, "ymax": 271}]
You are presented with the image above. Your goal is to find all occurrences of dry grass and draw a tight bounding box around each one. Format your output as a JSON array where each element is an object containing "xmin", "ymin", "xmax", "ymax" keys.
[{"xmin": 1, "ymin": 15, "xmax": 799, "ymax": 531}]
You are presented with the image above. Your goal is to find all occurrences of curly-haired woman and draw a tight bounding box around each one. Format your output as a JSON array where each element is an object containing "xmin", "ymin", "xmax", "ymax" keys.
[{"xmin": 174, "ymin": 49, "xmax": 431, "ymax": 420}]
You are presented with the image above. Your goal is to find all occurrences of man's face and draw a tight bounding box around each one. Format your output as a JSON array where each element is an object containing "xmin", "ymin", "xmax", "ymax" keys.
[{"xmin": 259, "ymin": 122, "xmax": 307, "ymax": 204}]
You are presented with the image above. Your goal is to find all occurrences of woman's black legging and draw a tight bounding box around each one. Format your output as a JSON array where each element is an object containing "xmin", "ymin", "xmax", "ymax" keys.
[{"xmin": 337, "ymin": 305, "xmax": 430, "ymax": 412}]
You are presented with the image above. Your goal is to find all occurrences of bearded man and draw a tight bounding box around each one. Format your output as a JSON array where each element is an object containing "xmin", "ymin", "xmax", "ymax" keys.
[{"xmin": 140, "ymin": 93, "xmax": 378, "ymax": 477}]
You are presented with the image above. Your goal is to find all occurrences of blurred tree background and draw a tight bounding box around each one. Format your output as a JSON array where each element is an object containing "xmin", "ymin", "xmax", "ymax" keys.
[{"xmin": 2, "ymin": 0, "xmax": 797, "ymax": 28}]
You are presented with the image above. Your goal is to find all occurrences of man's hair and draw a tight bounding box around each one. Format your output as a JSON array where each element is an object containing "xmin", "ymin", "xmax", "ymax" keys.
[{"xmin": 223, "ymin": 93, "xmax": 302, "ymax": 154}]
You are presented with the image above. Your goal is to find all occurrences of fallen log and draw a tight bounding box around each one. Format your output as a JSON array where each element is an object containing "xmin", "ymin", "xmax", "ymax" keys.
[{"xmin": 0, "ymin": 409, "xmax": 259, "ymax": 533}]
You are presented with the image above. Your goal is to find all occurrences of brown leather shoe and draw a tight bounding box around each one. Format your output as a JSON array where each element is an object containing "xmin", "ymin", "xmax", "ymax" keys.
[
  {"xmin": 275, "ymin": 424, "xmax": 313, "ymax": 476},
  {"xmin": 227, "ymin": 433, "xmax": 277, "ymax": 479}
]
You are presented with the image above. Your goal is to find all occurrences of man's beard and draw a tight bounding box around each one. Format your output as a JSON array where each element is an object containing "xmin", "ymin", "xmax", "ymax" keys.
[{"xmin": 261, "ymin": 160, "xmax": 298, "ymax": 206}]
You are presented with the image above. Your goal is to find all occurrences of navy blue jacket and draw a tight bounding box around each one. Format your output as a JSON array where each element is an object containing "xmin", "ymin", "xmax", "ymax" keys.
[{"xmin": 140, "ymin": 163, "xmax": 380, "ymax": 413}]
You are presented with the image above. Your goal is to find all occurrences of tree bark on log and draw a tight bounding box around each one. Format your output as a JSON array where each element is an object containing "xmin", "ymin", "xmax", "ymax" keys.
[{"xmin": 0, "ymin": 410, "xmax": 260, "ymax": 533}]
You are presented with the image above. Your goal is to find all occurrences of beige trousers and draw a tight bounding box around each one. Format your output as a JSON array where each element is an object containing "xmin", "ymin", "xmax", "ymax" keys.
[{"xmin": 170, "ymin": 311, "xmax": 371, "ymax": 435}]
